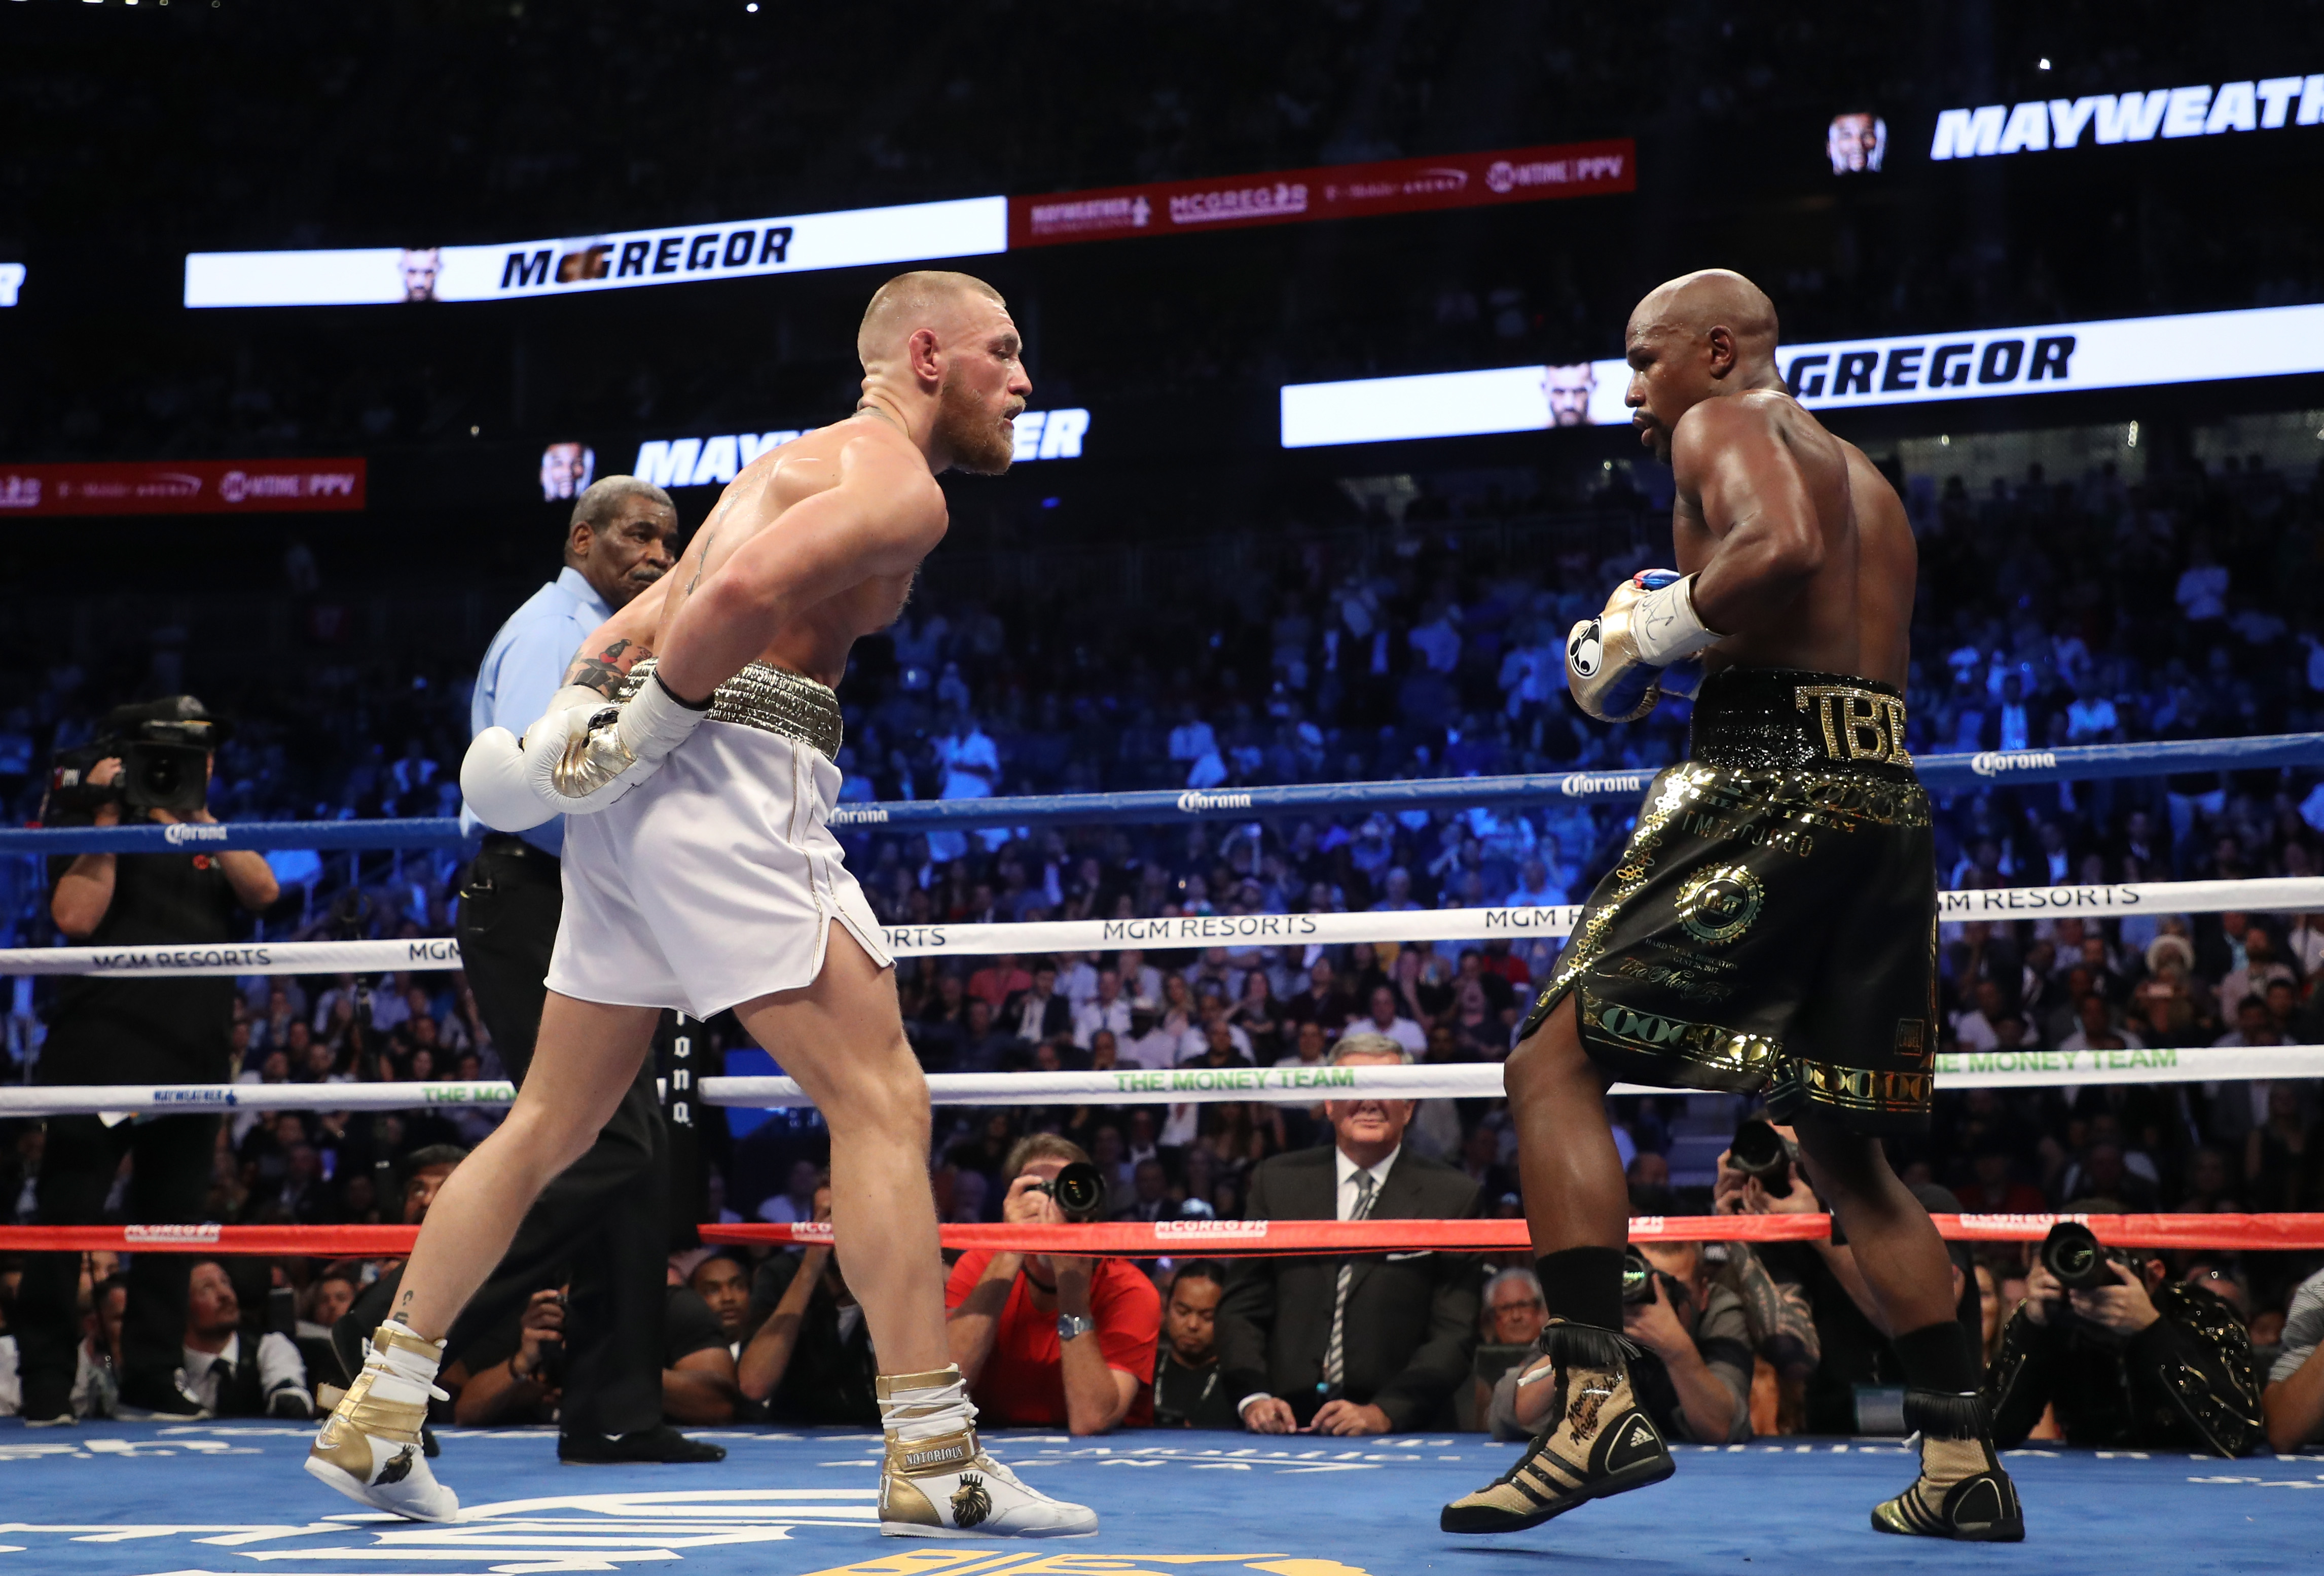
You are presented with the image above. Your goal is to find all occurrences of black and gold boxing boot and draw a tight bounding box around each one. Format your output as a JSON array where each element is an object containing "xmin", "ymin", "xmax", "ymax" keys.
[
  {"xmin": 1870, "ymin": 1388, "xmax": 2024, "ymax": 1542},
  {"xmin": 1441, "ymin": 1321, "xmax": 1674, "ymax": 1534}
]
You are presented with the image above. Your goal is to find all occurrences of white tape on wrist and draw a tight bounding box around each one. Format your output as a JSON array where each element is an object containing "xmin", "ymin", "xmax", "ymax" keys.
[{"xmin": 1629, "ymin": 574, "xmax": 1723, "ymax": 666}]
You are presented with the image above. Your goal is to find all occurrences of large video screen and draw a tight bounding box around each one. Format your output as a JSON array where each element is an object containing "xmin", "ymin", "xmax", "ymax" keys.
[{"xmin": 1279, "ymin": 302, "xmax": 2324, "ymax": 448}]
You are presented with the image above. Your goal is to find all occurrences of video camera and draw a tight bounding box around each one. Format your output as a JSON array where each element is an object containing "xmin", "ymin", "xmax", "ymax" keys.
[{"xmin": 41, "ymin": 696, "xmax": 223, "ymax": 823}]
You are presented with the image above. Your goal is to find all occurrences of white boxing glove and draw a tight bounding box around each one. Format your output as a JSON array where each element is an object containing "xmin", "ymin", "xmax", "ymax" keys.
[
  {"xmin": 460, "ymin": 726, "xmax": 556, "ymax": 832},
  {"xmin": 522, "ymin": 670, "xmax": 713, "ymax": 816},
  {"xmin": 459, "ymin": 685, "xmax": 609, "ymax": 831}
]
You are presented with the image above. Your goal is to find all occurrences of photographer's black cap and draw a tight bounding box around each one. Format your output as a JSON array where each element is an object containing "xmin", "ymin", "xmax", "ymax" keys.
[{"xmin": 107, "ymin": 694, "xmax": 228, "ymax": 747}]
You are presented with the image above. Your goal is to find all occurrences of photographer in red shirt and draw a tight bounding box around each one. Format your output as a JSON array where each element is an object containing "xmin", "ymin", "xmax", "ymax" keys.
[{"xmin": 945, "ymin": 1135, "xmax": 1160, "ymax": 1434}]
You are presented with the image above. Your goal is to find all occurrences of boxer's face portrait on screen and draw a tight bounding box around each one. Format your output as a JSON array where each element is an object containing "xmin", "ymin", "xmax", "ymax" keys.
[
  {"xmin": 399, "ymin": 247, "xmax": 441, "ymax": 302},
  {"xmin": 1827, "ymin": 113, "xmax": 1885, "ymax": 174},
  {"xmin": 1542, "ymin": 362, "xmax": 1597, "ymax": 427}
]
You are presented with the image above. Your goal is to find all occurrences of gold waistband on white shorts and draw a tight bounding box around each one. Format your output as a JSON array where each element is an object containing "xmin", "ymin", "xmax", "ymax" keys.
[{"xmin": 623, "ymin": 657, "xmax": 844, "ymax": 759}]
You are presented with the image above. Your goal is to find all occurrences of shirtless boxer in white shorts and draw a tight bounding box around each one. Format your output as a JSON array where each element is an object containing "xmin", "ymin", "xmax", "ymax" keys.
[{"xmin": 307, "ymin": 271, "xmax": 1097, "ymax": 1539}]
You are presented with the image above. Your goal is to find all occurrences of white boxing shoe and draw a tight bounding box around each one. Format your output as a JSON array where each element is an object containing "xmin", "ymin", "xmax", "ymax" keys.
[
  {"xmin": 304, "ymin": 1322, "xmax": 459, "ymax": 1523},
  {"xmin": 878, "ymin": 1424, "xmax": 1097, "ymax": 1539}
]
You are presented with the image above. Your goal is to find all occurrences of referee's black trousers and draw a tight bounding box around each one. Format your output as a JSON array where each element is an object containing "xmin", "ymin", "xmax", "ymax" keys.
[{"xmin": 450, "ymin": 836, "xmax": 667, "ymax": 1437}]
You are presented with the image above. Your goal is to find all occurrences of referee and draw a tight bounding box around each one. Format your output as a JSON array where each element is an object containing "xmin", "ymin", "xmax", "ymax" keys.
[{"xmin": 449, "ymin": 475, "xmax": 714, "ymax": 1462}]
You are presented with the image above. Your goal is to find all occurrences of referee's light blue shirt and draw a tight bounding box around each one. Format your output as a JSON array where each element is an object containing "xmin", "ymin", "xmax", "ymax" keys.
[{"xmin": 460, "ymin": 565, "xmax": 614, "ymax": 857}]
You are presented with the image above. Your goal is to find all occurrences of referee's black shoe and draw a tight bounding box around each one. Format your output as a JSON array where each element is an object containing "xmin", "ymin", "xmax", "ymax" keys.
[{"xmin": 559, "ymin": 1425, "xmax": 728, "ymax": 1464}]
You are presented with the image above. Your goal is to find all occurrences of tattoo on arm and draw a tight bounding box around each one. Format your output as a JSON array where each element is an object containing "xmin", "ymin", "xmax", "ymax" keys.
[
  {"xmin": 683, "ymin": 527, "xmax": 720, "ymax": 597},
  {"xmin": 561, "ymin": 637, "xmax": 653, "ymax": 699},
  {"xmin": 1730, "ymin": 1245, "xmax": 1821, "ymax": 1371}
]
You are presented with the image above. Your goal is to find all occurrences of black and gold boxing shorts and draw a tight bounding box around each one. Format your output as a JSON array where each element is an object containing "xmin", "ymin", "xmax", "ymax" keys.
[{"xmin": 1521, "ymin": 666, "xmax": 1938, "ymax": 1135}]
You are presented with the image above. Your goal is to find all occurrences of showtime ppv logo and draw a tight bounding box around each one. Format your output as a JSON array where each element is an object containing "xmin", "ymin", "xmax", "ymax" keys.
[
  {"xmin": 1486, "ymin": 152, "xmax": 1626, "ymax": 192},
  {"xmin": 631, "ymin": 409, "xmax": 1090, "ymax": 487},
  {"xmin": 1932, "ymin": 73, "xmax": 2323, "ymax": 159}
]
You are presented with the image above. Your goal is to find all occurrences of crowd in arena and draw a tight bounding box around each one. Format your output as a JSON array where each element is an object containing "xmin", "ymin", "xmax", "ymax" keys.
[{"xmin": 3, "ymin": 442, "xmax": 2322, "ymax": 1446}]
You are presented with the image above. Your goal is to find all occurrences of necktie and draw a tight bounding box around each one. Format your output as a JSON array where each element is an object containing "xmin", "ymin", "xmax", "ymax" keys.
[{"xmin": 1321, "ymin": 1170, "xmax": 1377, "ymax": 1392}]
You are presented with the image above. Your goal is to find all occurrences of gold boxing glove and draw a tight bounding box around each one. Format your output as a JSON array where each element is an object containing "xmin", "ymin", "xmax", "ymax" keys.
[{"xmin": 1566, "ymin": 570, "xmax": 1722, "ymax": 722}]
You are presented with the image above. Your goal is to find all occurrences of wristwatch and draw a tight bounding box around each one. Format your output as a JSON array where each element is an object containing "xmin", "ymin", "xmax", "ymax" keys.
[{"xmin": 1056, "ymin": 1313, "xmax": 1096, "ymax": 1343}]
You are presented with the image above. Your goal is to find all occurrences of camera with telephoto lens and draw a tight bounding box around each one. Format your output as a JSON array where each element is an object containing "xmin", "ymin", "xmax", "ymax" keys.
[
  {"xmin": 2039, "ymin": 1220, "xmax": 2149, "ymax": 1292},
  {"xmin": 1620, "ymin": 1245, "xmax": 1673, "ymax": 1306},
  {"xmin": 38, "ymin": 696, "xmax": 222, "ymax": 823},
  {"xmin": 1034, "ymin": 1161, "xmax": 1108, "ymax": 1224},
  {"xmin": 1729, "ymin": 1117, "xmax": 1794, "ymax": 1197}
]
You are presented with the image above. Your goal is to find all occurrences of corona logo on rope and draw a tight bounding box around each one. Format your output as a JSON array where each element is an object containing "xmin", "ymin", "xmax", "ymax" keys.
[
  {"xmin": 1177, "ymin": 789, "xmax": 1255, "ymax": 812},
  {"xmin": 161, "ymin": 822, "xmax": 230, "ymax": 845},
  {"xmin": 1970, "ymin": 749, "xmax": 2059, "ymax": 777},
  {"xmin": 1562, "ymin": 770, "xmax": 1652, "ymax": 797}
]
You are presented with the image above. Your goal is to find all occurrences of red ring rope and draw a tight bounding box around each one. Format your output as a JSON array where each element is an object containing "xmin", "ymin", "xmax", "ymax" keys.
[{"xmin": 3, "ymin": 1212, "xmax": 2318, "ymax": 1256}]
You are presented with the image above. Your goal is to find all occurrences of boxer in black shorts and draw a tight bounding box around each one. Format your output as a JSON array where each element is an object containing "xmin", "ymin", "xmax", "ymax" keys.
[{"xmin": 1443, "ymin": 272, "xmax": 2022, "ymax": 1543}]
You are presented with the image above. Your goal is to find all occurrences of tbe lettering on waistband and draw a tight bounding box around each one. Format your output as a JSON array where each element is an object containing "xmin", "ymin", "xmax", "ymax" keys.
[{"xmin": 1794, "ymin": 685, "xmax": 1911, "ymax": 767}]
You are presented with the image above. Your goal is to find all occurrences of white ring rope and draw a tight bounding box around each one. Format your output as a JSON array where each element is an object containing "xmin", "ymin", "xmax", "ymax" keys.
[
  {"xmin": 5, "ymin": 1047, "xmax": 2321, "ymax": 1117},
  {"xmin": 4, "ymin": 876, "xmax": 2320, "ymax": 978}
]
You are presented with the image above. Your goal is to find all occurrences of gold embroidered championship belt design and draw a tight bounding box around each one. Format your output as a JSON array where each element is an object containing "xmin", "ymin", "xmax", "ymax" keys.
[{"xmin": 1523, "ymin": 666, "xmax": 1939, "ymax": 1134}]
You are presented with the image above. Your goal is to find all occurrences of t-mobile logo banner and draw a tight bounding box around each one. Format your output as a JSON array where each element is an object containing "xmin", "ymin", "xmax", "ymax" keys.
[
  {"xmin": 182, "ymin": 197, "xmax": 1006, "ymax": 308},
  {"xmin": 1930, "ymin": 74, "xmax": 2324, "ymax": 160},
  {"xmin": 629, "ymin": 409, "xmax": 1092, "ymax": 488},
  {"xmin": 1277, "ymin": 302, "xmax": 2324, "ymax": 448}
]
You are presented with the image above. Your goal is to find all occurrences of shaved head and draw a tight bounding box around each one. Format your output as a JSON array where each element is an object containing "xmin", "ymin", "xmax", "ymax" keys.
[
  {"xmin": 858, "ymin": 270, "xmax": 1007, "ymax": 369},
  {"xmin": 1629, "ymin": 269, "xmax": 1779, "ymax": 366},
  {"xmin": 1622, "ymin": 269, "xmax": 1788, "ymax": 461}
]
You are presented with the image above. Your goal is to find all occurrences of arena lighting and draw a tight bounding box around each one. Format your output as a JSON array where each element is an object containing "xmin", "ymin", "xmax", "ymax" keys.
[
  {"xmin": 0, "ymin": 262, "xmax": 23, "ymax": 306},
  {"xmin": 1931, "ymin": 71, "xmax": 2324, "ymax": 159},
  {"xmin": 181, "ymin": 195, "xmax": 1008, "ymax": 307},
  {"xmin": 1278, "ymin": 301, "xmax": 2324, "ymax": 448},
  {"xmin": 628, "ymin": 408, "xmax": 1090, "ymax": 488}
]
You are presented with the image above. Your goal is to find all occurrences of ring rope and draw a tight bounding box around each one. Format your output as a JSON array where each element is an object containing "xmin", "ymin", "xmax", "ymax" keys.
[
  {"xmin": 3, "ymin": 876, "xmax": 2319, "ymax": 978},
  {"xmin": 4, "ymin": 1047, "xmax": 2320, "ymax": 1118},
  {"xmin": 4, "ymin": 1211, "xmax": 2319, "ymax": 1257},
  {"xmin": 4, "ymin": 730, "xmax": 2319, "ymax": 854}
]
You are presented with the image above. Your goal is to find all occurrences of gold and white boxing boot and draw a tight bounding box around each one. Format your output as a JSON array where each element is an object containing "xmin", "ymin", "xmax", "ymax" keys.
[
  {"xmin": 876, "ymin": 1366, "xmax": 1096, "ymax": 1538},
  {"xmin": 305, "ymin": 1320, "xmax": 459, "ymax": 1522}
]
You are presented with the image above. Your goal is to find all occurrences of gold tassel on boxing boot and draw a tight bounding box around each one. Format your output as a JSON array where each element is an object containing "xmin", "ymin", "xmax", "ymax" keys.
[
  {"xmin": 1872, "ymin": 1388, "xmax": 2023, "ymax": 1542},
  {"xmin": 875, "ymin": 1366, "xmax": 1096, "ymax": 1538},
  {"xmin": 1442, "ymin": 1320, "xmax": 1674, "ymax": 1534},
  {"xmin": 305, "ymin": 1321, "xmax": 458, "ymax": 1522}
]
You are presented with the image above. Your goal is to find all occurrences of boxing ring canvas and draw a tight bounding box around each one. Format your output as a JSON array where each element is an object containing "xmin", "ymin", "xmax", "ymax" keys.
[{"xmin": 3, "ymin": 1420, "xmax": 2316, "ymax": 1575}]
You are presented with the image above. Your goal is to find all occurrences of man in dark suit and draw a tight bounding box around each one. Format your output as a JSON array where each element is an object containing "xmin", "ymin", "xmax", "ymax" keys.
[
  {"xmin": 1001, "ymin": 961, "xmax": 1075, "ymax": 1047},
  {"xmin": 1218, "ymin": 1033, "xmax": 1482, "ymax": 1434}
]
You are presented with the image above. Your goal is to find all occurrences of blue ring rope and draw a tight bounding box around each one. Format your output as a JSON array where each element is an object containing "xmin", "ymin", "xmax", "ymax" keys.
[{"xmin": 4, "ymin": 732, "xmax": 2318, "ymax": 854}]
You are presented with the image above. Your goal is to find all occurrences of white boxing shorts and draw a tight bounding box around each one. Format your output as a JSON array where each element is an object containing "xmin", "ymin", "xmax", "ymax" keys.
[{"xmin": 544, "ymin": 661, "xmax": 891, "ymax": 1019}]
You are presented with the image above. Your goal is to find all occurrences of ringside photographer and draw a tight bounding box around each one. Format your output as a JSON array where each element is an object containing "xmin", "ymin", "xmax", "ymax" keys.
[
  {"xmin": 1987, "ymin": 1209, "xmax": 2264, "ymax": 1457},
  {"xmin": 20, "ymin": 696, "xmax": 279, "ymax": 1422},
  {"xmin": 944, "ymin": 1135, "xmax": 1160, "ymax": 1435}
]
